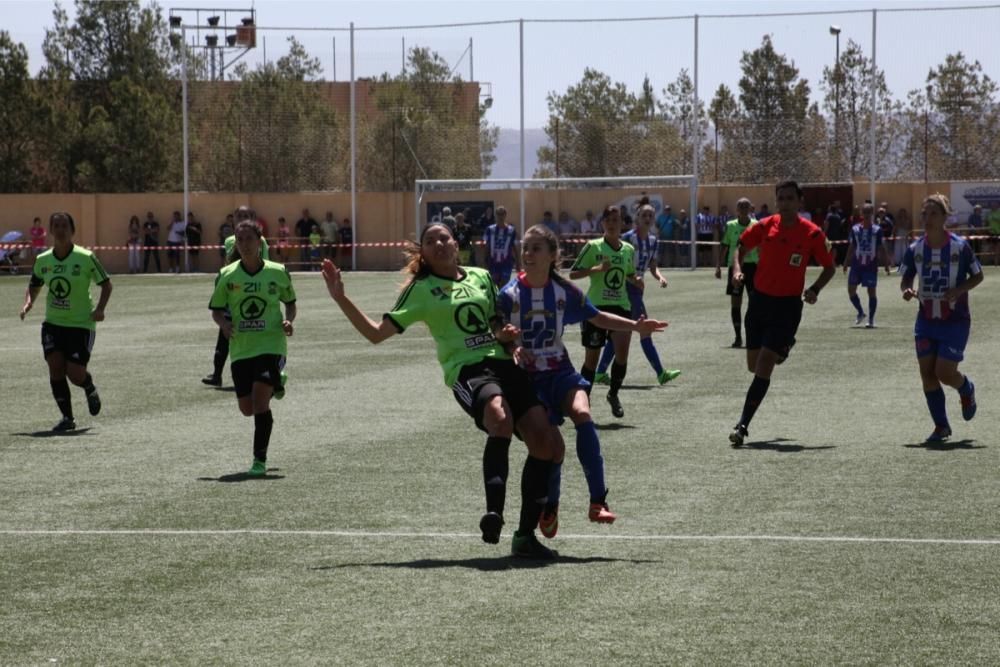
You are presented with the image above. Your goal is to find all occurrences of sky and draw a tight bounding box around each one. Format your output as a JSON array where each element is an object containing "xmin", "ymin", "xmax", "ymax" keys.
[{"xmin": 2, "ymin": 0, "xmax": 999, "ymax": 129}]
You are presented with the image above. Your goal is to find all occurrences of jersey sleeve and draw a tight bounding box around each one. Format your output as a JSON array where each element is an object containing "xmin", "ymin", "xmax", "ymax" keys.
[
  {"xmin": 962, "ymin": 241, "xmax": 983, "ymax": 277},
  {"xmin": 571, "ymin": 242, "xmax": 596, "ymax": 271},
  {"xmin": 29, "ymin": 259, "xmax": 44, "ymax": 288},
  {"xmin": 384, "ymin": 281, "xmax": 423, "ymax": 333},
  {"xmin": 739, "ymin": 221, "xmax": 765, "ymax": 250},
  {"xmin": 810, "ymin": 228, "xmax": 835, "ymax": 268},
  {"xmin": 623, "ymin": 245, "xmax": 636, "ymax": 277},
  {"xmin": 496, "ymin": 286, "xmax": 513, "ymax": 323},
  {"xmin": 900, "ymin": 244, "xmax": 917, "ymax": 282},
  {"xmin": 261, "ymin": 237, "xmax": 271, "ymax": 260},
  {"xmin": 561, "ymin": 282, "xmax": 600, "ymax": 325},
  {"xmin": 279, "ymin": 268, "xmax": 296, "ymax": 303},
  {"xmin": 89, "ymin": 253, "xmax": 110, "ymax": 285},
  {"xmin": 209, "ymin": 271, "xmax": 229, "ymax": 310}
]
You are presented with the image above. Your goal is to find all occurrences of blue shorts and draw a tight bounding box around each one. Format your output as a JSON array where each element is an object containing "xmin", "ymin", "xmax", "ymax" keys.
[
  {"xmin": 488, "ymin": 262, "xmax": 514, "ymax": 286},
  {"xmin": 532, "ymin": 368, "xmax": 590, "ymax": 425},
  {"xmin": 626, "ymin": 283, "xmax": 646, "ymax": 319},
  {"xmin": 848, "ymin": 266, "xmax": 878, "ymax": 288},
  {"xmin": 914, "ymin": 318, "xmax": 970, "ymax": 363}
]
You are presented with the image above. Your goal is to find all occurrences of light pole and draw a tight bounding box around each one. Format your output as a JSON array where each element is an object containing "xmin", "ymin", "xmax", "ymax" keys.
[{"xmin": 829, "ymin": 25, "xmax": 842, "ymax": 180}]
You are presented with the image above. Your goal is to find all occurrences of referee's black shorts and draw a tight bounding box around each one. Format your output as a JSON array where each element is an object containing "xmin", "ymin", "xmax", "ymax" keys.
[
  {"xmin": 746, "ymin": 291, "xmax": 802, "ymax": 358},
  {"xmin": 452, "ymin": 357, "xmax": 541, "ymax": 433}
]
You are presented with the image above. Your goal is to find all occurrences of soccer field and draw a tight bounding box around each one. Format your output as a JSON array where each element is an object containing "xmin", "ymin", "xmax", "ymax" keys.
[{"xmin": 2, "ymin": 269, "xmax": 998, "ymax": 665}]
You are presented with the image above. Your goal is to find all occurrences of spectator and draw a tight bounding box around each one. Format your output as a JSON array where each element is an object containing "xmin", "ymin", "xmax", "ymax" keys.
[
  {"xmin": 619, "ymin": 204, "xmax": 633, "ymax": 232},
  {"xmin": 454, "ymin": 212, "xmax": 473, "ymax": 265},
  {"xmin": 967, "ymin": 204, "xmax": 984, "ymax": 229},
  {"xmin": 252, "ymin": 211, "xmax": 268, "ymax": 240},
  {"xmin": 472, "ymin": 205, "xmax": 495, "ymax": 266},
  {"xmin": 824, "ymin": 204, "xmax": 846, "ymax": 267},
  {"xmin": 580, "ymin": 209, "xmax": 599, "ymax": 236},
  {"xmin": 557, "ymin": 210, "xmax": 580, "ymax": 259},
  {"xmin": 718, "ymin": 204, "xmax": 731, "ymax": 225},
  {"xmin": 757, "ymin": 203, "xmax": 771, "ymax": 220},
  {"xmin": 166, "ymin": 210, "xmax": 186, "ymax": 273},
  {"xmin": 339, "ymin": 218, "xmax": 354, "ymax": 270},
  {"xmin": 185, "ymin": 211, "xmax": 202, "ymax": 271},
  {"xmin": 441, "ymin": 206, "xmax": 456, "ymax": 231},
  {"xmin": 695, "ymin": 205, "xmax": 718, "ymax": 267},
  {"xmin": 320, "ymin": 211, "xmax": 339, "ymax": 260},
  {"xmin": 540, "ymin": 210, "xmax": 559, "ymax": 236},
  {"xmin": 276, "ymin": 216, "xmax": 290, "ymax": 262},
  {"xmin": 218, "ymin": 214, "xmax": 235, "ymax": 262},
  {"xmin": 655, "ymin": 205, "xmax": 676, "ymax": 267},
  {"xmin": 987, "ymin": 201, "xmax": 1000, "ymax": 265},
  {"xmin": 876, "ymin": 207, "xmax": 894, "ymax": 244},
  {"xmin": 675, "ymin": 209, "xmax": 690, "ymax": 265},
  {"xmin": 142, "ymin": 211, "xmax": 161, "ymax": 273},
  {"xmin": 30, "ymin": 216, "xmax": 47, "ymax": 256},
  {"xmin": 127, "ymin": 215, "xmax": 141, "ymax": 274},
  {"xmin": 308, "ymin": 224, "xmax": 322, "ymax": 270},
  {"xmin": 296, "ymin": 208, "xmax": 318, "ymax": 266},
  {"xmin": 879, "ymin": 201, "xmax": 895, "ymax": 226}
]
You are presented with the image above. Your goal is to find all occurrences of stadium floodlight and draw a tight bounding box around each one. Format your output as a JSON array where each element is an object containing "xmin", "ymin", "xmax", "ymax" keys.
[
  {"xmin": 226, "ymin": 34, "xmax": 237, "ymax": 47},
  {"xmin": 828, "ymin": 25, "xmax": 841, "ymax": 35},
  {"xmin": 205, "ymin": 35, "xmax": 218, "ymax": 47},
  {"xmin": 169, "ymin": 15, "xmax": 182, "ymax": 28},
  {"xmin": 415, "ymin": 175, "xmax": 702, "ymax": 269},
  {"xmin": 207, "ymin": 15, "xmax": 220, "ymax": 26}
]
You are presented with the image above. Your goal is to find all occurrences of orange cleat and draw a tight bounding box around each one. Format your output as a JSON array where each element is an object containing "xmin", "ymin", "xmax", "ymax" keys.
[{"xmin": 588, "ymin": 502, "xmax": 617, "ymax": 524}]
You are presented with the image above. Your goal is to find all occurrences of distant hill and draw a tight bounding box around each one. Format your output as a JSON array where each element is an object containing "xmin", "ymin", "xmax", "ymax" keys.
[{"xmin": 490, "ymin": 128, "xmax": 548, "ymax": 179}]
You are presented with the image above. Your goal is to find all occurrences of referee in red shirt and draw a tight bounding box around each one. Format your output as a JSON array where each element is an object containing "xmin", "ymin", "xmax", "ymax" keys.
[{"xmin": 728, "ymin": 180, "xmax": 836, "ymax": 447}]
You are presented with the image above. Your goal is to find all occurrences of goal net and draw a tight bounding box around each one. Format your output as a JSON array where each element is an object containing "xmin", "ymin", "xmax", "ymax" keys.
[{"xmin": 415, "ymin": 175, "xmax": 702, "ymax": 269}]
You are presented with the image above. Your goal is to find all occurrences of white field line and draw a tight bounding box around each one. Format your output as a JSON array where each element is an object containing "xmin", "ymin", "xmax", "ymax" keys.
[{"xmin": 0, "ymin": 529, "xmax": 997, "ymax": 545}]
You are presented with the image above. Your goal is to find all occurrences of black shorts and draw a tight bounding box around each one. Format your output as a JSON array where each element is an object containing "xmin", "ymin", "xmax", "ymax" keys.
[
  {"xmin": 452, "ymin": 357, "xmax": 541, "ymax": 433},
  {"xmin": 746, "ymin": 292, "xmax": 803, "ymax": 358},
  {"xmin": 726, "ymin": 262, "xmax": 757, "ymax": 296},
  {"xmin": 231, "ymin": 354, "xmax": 286, "ymax": 399},
  {"xmin": 41, "ymin": 322, "xmax": 95, "ymax": 365},
  {"xmin": 581, "ymin": 305, "xmax": 630, "ymax": 349}
]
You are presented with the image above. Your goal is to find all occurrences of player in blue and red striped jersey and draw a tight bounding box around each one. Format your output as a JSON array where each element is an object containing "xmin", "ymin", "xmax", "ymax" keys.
[
  {"xmin": 900, "ymin": 194, "xmax": 983, "ymax": 443},
  {"xmin": 497, "ymin": 224, "xmax": 666, "ymax": 538},
  {"xmin": 483, "ymin": 205, "xmax": 519, "ymax": 286},
  {"xmin": 594, "ymin": 203, "xmax": 681, "ymax": 386},
  {"xmin": 843, "ymin": 202, "xmax": 892, "ymax": 328}
]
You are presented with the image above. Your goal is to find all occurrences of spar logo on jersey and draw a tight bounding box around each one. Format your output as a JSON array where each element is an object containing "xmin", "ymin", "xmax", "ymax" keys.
[
  {"xmin": 603, "ymin": 267, "xmax": 625, "ymax": 299},
  {"xmin": 455, "ymin": 302, "xmax": 495, "ymax": 348},
  {"xmin": 238, "ymin": 296, "xmax": 267, "ymax": 331},
  {"xmin": 50, "ymin": 277, "xmax": 71, "ymax": 309}
]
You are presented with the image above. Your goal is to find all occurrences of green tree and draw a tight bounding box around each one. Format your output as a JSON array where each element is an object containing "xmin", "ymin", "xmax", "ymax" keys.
[
  {"xmin": 35, "ymin": 0, "xmax": 182, "ymax": 192},
  {"xmin": 0, "ymin": 32, "xmax": 36, "ymax": 192},
  {"xmin": 926, "ymin": 53, "xmax": 998, "ymax": 180},
  {"xmin": 658, "ymin": 68, "xmax": 707, "ymax": 176},
  {"xmin": 707, "ymin": 83, "xmax": 740, "ymax": 183}
]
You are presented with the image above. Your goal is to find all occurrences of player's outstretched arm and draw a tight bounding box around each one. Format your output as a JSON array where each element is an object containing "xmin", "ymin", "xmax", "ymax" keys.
[
  {"xmin": 590, "ymin": 311, "xmax": 667, "ymax": 336},
  {"xmin": 321, "ymin": 259, "xmax": 396, "ymax": 344}
]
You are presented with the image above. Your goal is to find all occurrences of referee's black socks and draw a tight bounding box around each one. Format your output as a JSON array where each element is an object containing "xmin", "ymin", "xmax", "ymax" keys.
[
  {"xmin": 739, "ymin": 375, "xmax": 771, "ymax": 428},
  {"xmin": 253, "ymin": 411, "xmax": 273, "ymax": 462},
  {"xmin": 50, "ymin": 378, "xmax": 73, "ymax": 419},
  {"xmin": 483, "ymin": 436, "xmax": 510, "ymax": 517}
]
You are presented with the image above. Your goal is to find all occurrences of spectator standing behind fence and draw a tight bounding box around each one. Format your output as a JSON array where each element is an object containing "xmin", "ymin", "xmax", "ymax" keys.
[
  {"xmin": 580, "ymin": 210, "xmax": 599, "ymax": 236},
  {"xmin": 127, "ymin": 215, "xmax": 141, "ymax": 273},
  {"xmin": 218, "ymin": 214, "xmax": 235, "ymax": 262},
  {"xmin": 165, "ymin": 211, "xmax": 185, "ymax": 274},
  {"xmin": 295, "ymin": 209, "xmax": 317, "ymax": 266},
  {"xmin": 339, "ymin": 218, "xmax": 353, "ymax": 270},
  {"xmin": 695, "ymin": 205, "xmax": 718, "ymax": 268},
  {"xmin": 876, "ymin": 207, "xmax": 893, "ymax": 246},
  {"xmin": 441, "ymin": 207, "xmax": 456, "ymax": 231},
  {"xmin": 540, "ymin": 211, "xmax": 558, "ymax": 236},
  {"xmin": 275, "ymin": 217, "xmax": 290, "ymax": 262},
  {"xmin": 142, "ymin": 211, "xmax": 161, "ymax": 273},
  {"xmin": 30, "ymin": 217, "xmax": 47, "ymax": 256},
  {"xmin": 557, "ymin": 210, "xmax": 579, "ymax": 259},
  {"xmin": 675, "ymin": 209, "xmax": 690, "ymax": 265},
  {"xmin": 823, "ymin": 204, "xmax": 846, "ymax": 267},
  {"xmin": 472, "ymin": 206, "xmax": 494, "ymax": 266},
  {"xmin": 655, "ymin": 205, "xmax": 675, "ymax": 268},
  {"xmin": 186, "ymin": 211, "xmax": 202, "ymax": 271},
  {"xmin": 320, "ymin": 211, "xmax": 339, "ymax": 261},
  {"xmin": 454, "ymin": 213, "xmax": 473, "ymax": 265}
]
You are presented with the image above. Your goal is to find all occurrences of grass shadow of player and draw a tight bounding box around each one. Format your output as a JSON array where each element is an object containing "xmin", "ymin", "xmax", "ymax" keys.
[
  {"xmin": 13, "ymin": 427, "xmax": 94, "ymax": 438},
  {"xmin": 197, "ymin": 468, "xmax": 286, "ymax": 482},
  {"xmin": 594, "ymin": 423, "xmax": 637, "ymax": 432},
  {"xmin": 213, "ymin": 386, "xmax": 237, "ymax": 393},
  {"xmin": 316, "ymin": 554, "xmax": 660, "ymax": 572},
  {"xmin": 744, "ymin": 438, "xmax": 835, "ymax": 453},
  {"xmin": 904, "ymin": 439, "xmax": 982, "ymax": 451},
  {"xmin": 619, "ymin": 385, "xmax": 657, "ymax": 391}
]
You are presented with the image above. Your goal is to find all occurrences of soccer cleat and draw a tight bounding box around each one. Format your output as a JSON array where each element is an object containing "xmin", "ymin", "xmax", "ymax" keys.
[
  {"xmin": 593, "ymin": 371, "xmax": 610, "ymax": 385},
  {"xmin": 247, "ymin": 459, "xmax": 267, "ymax": 476},
  {"xmin": 538, "ymin": 506, "xmax": 559, "ymax": 539},
  {"xmin": 86, "ymin": 389, "xmax": 101, "ymax": 416},
  {"xmin": 273, "ymin": 371, "xmax": 288, "ymax": 400},
  {"xmin": 479, "ymin": 511, "xmax": 503, "ymax": 544},
  {"xmin": 854, "ymin": 313, "xmax": 866, "ymax": 326},
  {"xmin": 960, "ymin": 382, "xmax": 977, "ymax": 421},
  {"xmin": 201, "ymin": 374, "xmax": 222, "ymax": 387},
  {"xmin": 729, "ymin": 423, "xmax": 748, "ymax": 448},
  {"xmin": 925, "ymin": 426, "xmax": 952, "ymax": 443},
  {"xmin": 606, "ymin": 392, "xmax": 624, "ymax": 419},
  {"xmin": 658, "ymin": 369, "xmax": 682, "ymax": 385},
  {"xmin": 866, "ymin": 319, "xmax": 877, "ymax": 329},
  {"xmin": 588, "ymin": 502, "xmax": 617, "ymax": 524},
  {"xmin": 731, "ymin": 338, "xmax": 743, "ymax": 348},
  {"xmin": 52, "ymin": 416, "xmax": 76, "ymax": 432},
  {"xmin": 511, "ymin": 531, "xmax": 558, "ymax": 560}
]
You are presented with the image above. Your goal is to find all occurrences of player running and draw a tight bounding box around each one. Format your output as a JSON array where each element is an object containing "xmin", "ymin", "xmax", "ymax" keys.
[
  {"xmin": 900, "ymin": 194, "xmax": 983, "ymax": 443},
  {"xmin": 497, "ymin": 224, "xmax": 667, "ymax": 538},
  {"xmin": 483, "ymin": 205, "xmax": 519, "ymax": 287},
  {"xmin": 570, "ymin": 206, "xmax": 639, "ymax": 419},
  {"xmin": 729, "ymin": 181, "xmax": 836, "ymax": 447},
  {"xmin": 844, "ymin": 202, "xmax": 892, "ymax": 328},
  {"xmin": 19, "ymin": 212, "xmax": 112, "ymax": 432},
  {"xmin": 321, "ymin": 222, "xmax": 561, "ymax": 560},
  {"xmin": 209, "ymin": 221, "xmax": 296, "ymax": 476},
  {"xmin": 594, "ymin": 203, "xmax": 680, "ymax": 386},
  {"xmin": 715, "ymin": 197, "xmax": 758, "ymax": 348}
]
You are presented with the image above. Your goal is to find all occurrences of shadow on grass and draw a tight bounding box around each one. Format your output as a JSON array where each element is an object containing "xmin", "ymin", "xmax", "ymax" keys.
[
  {"xmin": 318, "ymin": 554, "xmax": 660, "ymax": 572},
  {"xmin": 742, "ymin": 438, "xmax": 835, "ymax": 453},
  {"xmin": 11, "ymin": 427, "xmax": 94, "ymax": 438},
  {"xmin": 619, "ymin": 385, "xmax": 657, "ymax": 391},
  {"xmin": 213, "ymin": 386, "xmax": 237, "ymax": 393},
  {"xmin": 904, "ymin": 439, "xmax": 982, "ymax": 451},
  {"xmin": 594, "ymin": 423, "xmax": 636, "ymax": 432},
  {"xmin": 197, "ymin": 468, "xmax": 286, "ymax": 482}
]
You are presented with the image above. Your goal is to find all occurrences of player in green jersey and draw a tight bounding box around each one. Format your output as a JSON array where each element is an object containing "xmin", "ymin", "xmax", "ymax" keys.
[
  {"xmin": 209, "ymin": 221, "xmax": 296, "ymax": 477},
  {"xmin": 202, "ymin": 207, "xmax": 271, "ymax": 387},
  {"xmin": 715, "ymin": 198, "xmax": 758, "ymax": 348},
  {"xmin": 20, "ymin": 212, "xmax": 112, "ymax": 432},
  {"xmin": 321, "ymin": 222, "xmax": 562, "ymax": 560},
  {"xmin": 569, "ymin": 205, "xmax": 638, "ymax": 419}
]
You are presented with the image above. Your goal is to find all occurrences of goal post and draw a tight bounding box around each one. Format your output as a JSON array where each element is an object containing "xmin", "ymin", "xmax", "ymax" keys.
[{"xmin": 415, "ymin": 175, "xmax": 702, "ymax": 269}]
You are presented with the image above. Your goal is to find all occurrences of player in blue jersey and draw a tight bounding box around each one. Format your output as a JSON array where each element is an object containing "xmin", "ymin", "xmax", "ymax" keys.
[
  {"xmin": 483, "ymin": 205, "xmax": 519, "ymax": 286},
  {"xmin": 900, "ymin": 194, "xmax": 983, "ymax": 443},
  {"xmin": 497, "ymin": 224, "xmax": 667, "ymax": 538},
  {"xmin": 844, "ymin": 203, "xmax": 892, "ymax": 328},
  {"xmin": 593, "ymin": 203, "xmax": 681, "ymax": 386}
]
